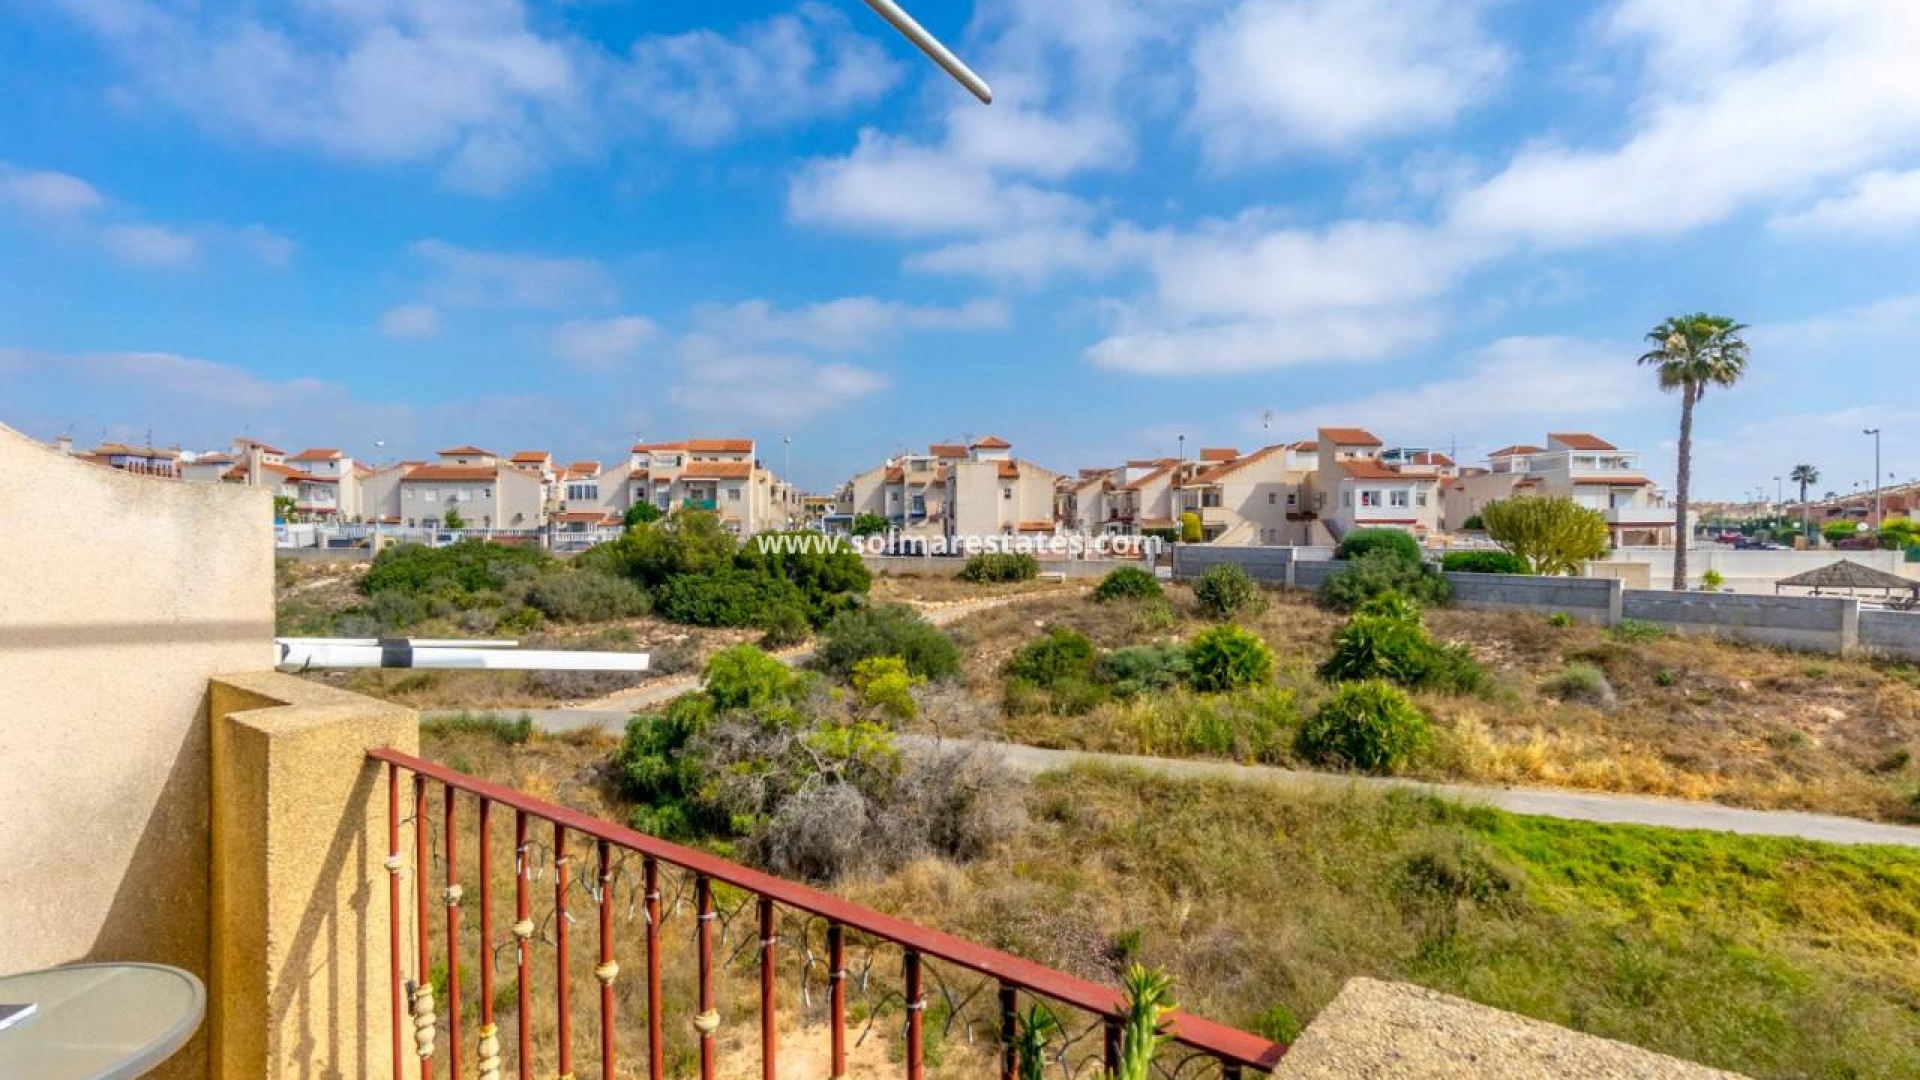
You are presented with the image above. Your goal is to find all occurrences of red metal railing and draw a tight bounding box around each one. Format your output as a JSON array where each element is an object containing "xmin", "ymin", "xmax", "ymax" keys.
[{"xmin": 374, "ymin": 746, "xmax": 1288, "ymax": 1079}]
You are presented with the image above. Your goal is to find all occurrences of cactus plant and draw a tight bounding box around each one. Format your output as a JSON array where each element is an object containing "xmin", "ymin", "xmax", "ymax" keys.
[{"xmin": 1110, "ymin": 965, "xmax": 1177, "ymax": 1080}]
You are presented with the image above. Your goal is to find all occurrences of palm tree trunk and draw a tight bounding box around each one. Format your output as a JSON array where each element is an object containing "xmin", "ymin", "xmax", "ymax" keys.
[
  {"xmin": 1673, "ymin": 384, "xmax": 1695, "ymax": 590},
  {"xmin": 1799, "ymin": 478, "xmax": 1810, "ymax": 545}
]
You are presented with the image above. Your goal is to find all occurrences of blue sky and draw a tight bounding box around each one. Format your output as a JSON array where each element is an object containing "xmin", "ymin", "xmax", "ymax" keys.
[{"xmin": 1, "ymin": 0, "xmax": 1915, "ymax": 499}]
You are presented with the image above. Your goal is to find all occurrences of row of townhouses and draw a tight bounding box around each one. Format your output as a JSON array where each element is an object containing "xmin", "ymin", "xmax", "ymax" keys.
[
  {"xmin": 53, "ymin": 435, "xmax": 803, "ymax": 537},
  {"xmin": 1061, "ymin": 428, "xmax": 1673, "ymax": 547},
  {"xmin": 833, "ymin": 436, "xmax": 1068, "ymax": 543}
]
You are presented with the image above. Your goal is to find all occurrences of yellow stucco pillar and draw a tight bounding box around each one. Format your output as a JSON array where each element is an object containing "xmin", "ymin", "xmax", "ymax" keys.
[{"xmin": 210, "ymin": 672, "xmax": 418, "ymax": 1080}]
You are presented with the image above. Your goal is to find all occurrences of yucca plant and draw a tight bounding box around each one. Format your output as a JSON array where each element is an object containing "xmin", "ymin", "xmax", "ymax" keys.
[
  {"xmin": 1110, "ymin": 965, "xmax": 1177, "ymax": 1080},
  {"xmin": 1015, "ymin": 1003, "xmax": 1061, "ymax": 1080}
]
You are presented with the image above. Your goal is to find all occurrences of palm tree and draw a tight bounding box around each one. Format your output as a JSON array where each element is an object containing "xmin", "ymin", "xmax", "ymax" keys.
[
  {"xmin": 1639, "ymin": 313, "xmax": 1751, "ymax": 589},
  {"xmin": 1790, "ymin": 463, "xmax": 1820, "ymax": 543}
]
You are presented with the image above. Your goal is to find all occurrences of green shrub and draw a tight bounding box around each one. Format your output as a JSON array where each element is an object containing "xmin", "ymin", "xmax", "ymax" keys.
[
  {"xmin": 1318, "ymin": 592, "xmax": 1486, "ymax": 695},
  {"xmin": 524, "ymin": 570, "xmax": 651, "ymax": 623},
  {"xmin": 1542, "ymin": 661, "xmax": 1613, "ymax": 706},
  {"xmin": 1093, "ymin": 566, "xmax": 1163, "ymax": 603},
  {"xmin": 1336, "ymin": 528, "xmax": 1422, "ymax": 564},
  {"xmin": 1098, "ymin": 643, "xmax": 1190, "ymax": 697},
  {"xmin": 617, "ymin": 694, "xmax": 726, "ymax": 839},
  {"xmin": 1193, "ymin": 563, "xmax": 1265, "ymax": 620},
  {"xmin": 1700, "ymin": 569, "xmax": 1726, "ymax": 591},
  {"xmin": 851, "ymin": 656, "xmax": 922, "ymax": 723},
  {"xmin": 1440, "ymin": 550, "xmax": 1529, "ymax": 575},
  {"xmin": 704, "ymin": 644, "xmax": 807, "ymax": 711},
  {"xmin": 1460, "ymin": 514, "xmax": 1485, "ymax": 531},
  {"xmin": 1547, "ymin": 611, "xmax": 1576, "ymax": 628},
  {"xmin": 367, "ymin": 589, "xmax": 427, "ymax": 632},
  {"xmin": 1186, "ymin": 625, "xmax": 1275, "ymax": 693},
  {"xmin": 740, "ymin": 531, "xmax": 873, "ymax": 624},
  {"xmin": 1318, "ymin": 549, "xmax": 1451, "ymax": 612},
  {"xmin": 815, "ymin": 603, "xmax": 962, "ymax": 682},
  {"xmin": 1609, "ymin": 618, "xmax": 1668, "ymax": 643},
  {"xmin": 656, "ymin": 567, "xmax": 807, "ymax": 627},
  {"xmin": 1006, "ymin": 628, "xmax": 1098, "ymax": 687},
  {"xmin": 623, "ymin": 501, "xmax": 662, "ymax": 530},
  {"xmin": 756, "ymin": 604, "xmax": 812, "ymax": 649},
  {"xmin": 578, "ymin": 510, "xmax": 739, "ymax": 589},
  {"xmin": 850, "ymin": 512, "xmax": 889, "ymax": 537},
  {"xmin": 1296, "ymin": 681, "xmax": 1429, "ymax": 774},
  {"xmin": 364, "ymin": 539, "xmax": 554, "ymax": 597},
  {"xmin": 958, "ymin": 552, "xmax": 1040, "ymax": 583}
]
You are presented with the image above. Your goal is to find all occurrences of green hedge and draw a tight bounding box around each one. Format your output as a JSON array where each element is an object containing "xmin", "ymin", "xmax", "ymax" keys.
[{"xmin": 1440, "ymin": 550, "xmax": 1529, "ymax": 575}]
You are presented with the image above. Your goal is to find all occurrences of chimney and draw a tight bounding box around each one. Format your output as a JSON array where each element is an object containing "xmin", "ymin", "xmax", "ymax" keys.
[{"xmin": 54, "ymin": 434, "xmax": 73, "ymax": 456}]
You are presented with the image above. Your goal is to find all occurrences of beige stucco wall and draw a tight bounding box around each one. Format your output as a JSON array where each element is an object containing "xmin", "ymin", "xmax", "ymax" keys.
[{"xmin": 0, "ymin": 421, "xmax": 274, "ymax": 1078}]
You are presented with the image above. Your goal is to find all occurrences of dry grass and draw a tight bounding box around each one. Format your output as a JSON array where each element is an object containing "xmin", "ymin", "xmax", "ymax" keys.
[
  {"xmin": 418, "ymin": 730, "xmax": 1920, "ymax": 1080},
  {"xmin": 870, "ymin": 573, "xmax": 1080, "ymax": 605},
  {"xmin": 933, "ymin": 587, "xmax": 1920, "ymax": 821}
]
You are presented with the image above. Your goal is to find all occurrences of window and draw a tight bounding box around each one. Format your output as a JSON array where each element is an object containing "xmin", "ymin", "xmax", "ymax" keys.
[
  {"xmin": 1415, "ymin": 491, "xmax": 1428, "ymax": 507},
  {"xmin": 1267, "ymin": 492, "xmax": 1276, "ymax": 504},
  {"xmin": 1003, "ymin": 487, "xmax": 1013, "ymax": 500},
  {"xmin": 424, "ymin": 490, "xmax": 438, "ymax": 503},
  {"xmin": 1389, "ymin": 490, "xmax": 1410, "ymax": 508},
  {"xmin": 1360, "ymin": 490, "xmax": 1380, "ymax": 508},
  {"xmin": 1287, "ymin": 492, "xmax": 1298, "ymax": 507},
  {"xmin": 567, "ymin": 483, "xmax": 599, "ymax": 501},
  {"xmin": 727, "ymin": 487, "xmax": 741, "ymax": 502}
]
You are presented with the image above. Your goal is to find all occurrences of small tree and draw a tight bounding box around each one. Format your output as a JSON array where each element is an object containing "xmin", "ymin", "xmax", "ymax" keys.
[
  {"xmin": 1880, "ymin": 517, "xmax": 1919, "ymax": 551},
  {"xmin": 442, "ymin": 506, "xmax": 467, "ymax": 530},
  {"xmin": 1179, "ymin": 511, "xmax": 1203, "ymax": 543},
  {"xmin": 851, "ymin": 513, "xmax": 889, "ymax": 537},
  {"xmin": 1480, "ymin": 496, "xmax": 1608, "ymax": 576},
  {"xmin": 623, "ymin": 501, "xmax": 662, "ymax": 530},
  {"xmin": 1822, "ymin": 520, "xmax": 1862, "ymax": 546},
  {"xmin": 272, "ymin": 495, "xmax": 298, "ymax": 522}
]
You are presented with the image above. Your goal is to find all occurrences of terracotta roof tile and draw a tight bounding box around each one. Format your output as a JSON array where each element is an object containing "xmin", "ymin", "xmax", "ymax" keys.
[
  {"xmin": 1318, "ymin": 427, "xmax": 1383, "ymax": 447},
  {"xmin": 929, "ymin": 443, "xmax": 969, "ymax": 458},
  {"xmin": 682, "ymin": 461, "xmax": 753, "ymax": 480},
  {"xmin": 1343, "ymin": 460, "xmax": 1426, "ymax": 481},
  {"xmin": 1488, "ymin": 444, "xmax": 1544, "ymax": 458},
  {"xmin": 1549, "ymin": 432, "xmax": 1617, "ymax": 451},
  {"xmin": 405, "ymin": 465, "xmax": 498, "ymax": 481},
  {"xmin": 510, "ymin": 450, "xmax": 552, "ymax": 463},
  {"xmin": 289, "ymin": 448, "xmax": 342, "ymax": 462},
  {"xmin": 998, "ymin": 462, "xmax": 1021, "ymax": 479},
  {"xmin": 970, "ymin": 435, "xmax": 1012, "ymax": 449},
  {"xmin": 1200, "ymin": 447, "xmax": 1240, "ymax": 461},
  {"xmin": 438, "ymin": 445, "xmax": 496, "ymax": 457}
]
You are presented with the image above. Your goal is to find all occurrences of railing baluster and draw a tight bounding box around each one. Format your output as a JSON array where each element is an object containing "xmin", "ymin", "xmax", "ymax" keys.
[
  {"xmin": 998, "ymin": 983, "xmax": 1017, "ymax": 1080},
  {"xmin": 478, "ymin": 798, "xmax": 500, "ymax": 1080},
  {"xmin": 1104, "ymin": 1018, "xmax": 1121, "ymax": 1077},
  {"xmin": 1223, "ymin": 1062, "xmax": 1243, "ymax": 1080},
  {"xmin": 556, "ymin": 823, "xmax": 573, "ymax": 1080},
  {"xmin": 387, "ymin": 762, "xmax": 403, "ymax": 1080},
  {"xmin": 905, "ymin": 951, "xmax": 924, "ymax": 1080},
  {"xmin": 515, "ymin": 810, "xmax": 532, "ymax": 1080},
  {"xmin": 645, "ymin": 858, "xmax": 664, "ymax": 1080},
  {"xmin": 697, "ymin": 876, "xmax": 716, "ymax": 1080},
  {"xmin": 445, "ymin": 787, "xmax": 463, "ymax": 1080},
  {"xmin": 415, "ymin": 773, "xmax": 436, "ymax": 1079},
  {"xmin": 598, "ymin": 839, "xmax": 617, "ymax": 1080},
  {"xmin": 760, "ymin": 896, "xmax": 777, "ymax": 1080},
  {"xmin": 828, "ymin": 923, "xmax": 846, "ymax": 1080}
]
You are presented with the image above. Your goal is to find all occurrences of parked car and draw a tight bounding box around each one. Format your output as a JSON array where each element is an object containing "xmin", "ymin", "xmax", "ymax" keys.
[{"xmin": 1715, "ymin": 530, "xmax": 1744, "ymax": 544}]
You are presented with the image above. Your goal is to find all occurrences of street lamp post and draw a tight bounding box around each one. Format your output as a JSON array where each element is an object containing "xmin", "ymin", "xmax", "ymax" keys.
[
  {"xmin": 1864, "ymin": 428, "xmax": 1883, "ymax": 529},
  {"xmin": 1178, "ymin": 434, "xmax": 1187, "ymax": 461}
]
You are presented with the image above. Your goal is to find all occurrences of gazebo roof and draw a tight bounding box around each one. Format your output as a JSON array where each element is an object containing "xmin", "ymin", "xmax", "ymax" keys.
[{"xmin": 1775, "ymin": 559, "xmax": 1919, "ymax": 594}]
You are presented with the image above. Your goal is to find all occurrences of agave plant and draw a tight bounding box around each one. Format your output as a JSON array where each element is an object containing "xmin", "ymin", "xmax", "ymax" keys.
[
  {"xmin": 1015, "ymin": 1003, "xmax": 1061, "ymax": 1080},
  {"xmin": 1110, "ymin": 965, "xmax": 1177, "ymax": 1080}
]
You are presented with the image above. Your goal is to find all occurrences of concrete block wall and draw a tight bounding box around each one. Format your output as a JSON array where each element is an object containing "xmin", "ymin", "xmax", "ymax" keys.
[
  {"xmin": 1859, "ymin": 610, "xmax": 1920, "ymax": 660},
  {"xmin": 1446, "ymin": 572, "xmax": 1622, "ymax": 625},
  {"xmin": 1174, "ymin": 544, "xmax": 1296, "ymax": 583},
  {"xmin": 1621, "ymin": 591, "xmax": 1858, "ymax": 652}
]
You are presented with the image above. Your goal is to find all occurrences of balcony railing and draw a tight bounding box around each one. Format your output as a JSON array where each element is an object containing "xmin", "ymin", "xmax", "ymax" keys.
[
  {"xmin": 683, "ymin": 498, "xmax": 718, "ymax": 511},
  {"xmin": 372, "ymin": 747, "xmax": 1286, "ymax": 1080}
]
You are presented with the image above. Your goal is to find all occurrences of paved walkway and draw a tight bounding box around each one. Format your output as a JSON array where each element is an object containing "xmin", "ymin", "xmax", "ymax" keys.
[{"xmin": 898, "ymin": 736, "xmax": 1920, "ymax": 849}]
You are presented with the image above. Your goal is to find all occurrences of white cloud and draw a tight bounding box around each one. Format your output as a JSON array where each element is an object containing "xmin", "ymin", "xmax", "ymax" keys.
[
  {"xmin": 380, "ymin": 303, "xmax": 441, "ymax": 338},
  {"xmin": 1772, "ymin": 168, "xmax": 1920, "ymax": 236},
  {"xmin": 1449, "ymin": 1, "xmax": 1920, "ymax": 246},
  {"xmin": 906, "ymin": 227, "xmax": 1119, "ymax": 285},
  {"xmin": 668, "ymin": 339, "xmax": 886, "ymax": 426},
  {"xmin": 1190, "ymin": 0, "xmax": 1507, "ymax": 163},
  {"xmin": 616, "ymin": 3, "xmax": 901, "ymax": 145},
  {"xmin": 691, "ymin": 296, "xmax": 1006, "ymax": 351},
  {"xmin": 0, "ymin": 164, "xmax": 105, "ymax": 216},
  {"xmin": 1087, "ymin": 309, "xmax": 1443, "ymax": 376},
  {"xmin": 101, "ymin": 224, "xmax": 203, "ymax": 267},
  {"xmin": 552, "ymin": 315, "xmax": 658, "ymax": 371},
  {"xmin": 412, "ymin": 238, "xmax": 614, "ymax": 308},
  {"xmin": 1258, "ymin": 335, "xmax": 1654, "ymax": 441}
]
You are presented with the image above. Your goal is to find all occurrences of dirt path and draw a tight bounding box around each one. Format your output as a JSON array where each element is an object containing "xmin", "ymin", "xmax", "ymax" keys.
[{"xmin": 897, "ymin": 736, "xmax": 1920, "ymax": 850}]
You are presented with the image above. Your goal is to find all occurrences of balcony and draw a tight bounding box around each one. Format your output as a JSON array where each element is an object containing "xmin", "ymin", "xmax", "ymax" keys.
[
  {"xmin": 1604, "ymin": 505, "xmax": 1673, "ymax": 526},
  {"xmin": 682, "ymin": 497, "xmax": 718, "ymax": 511}
]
